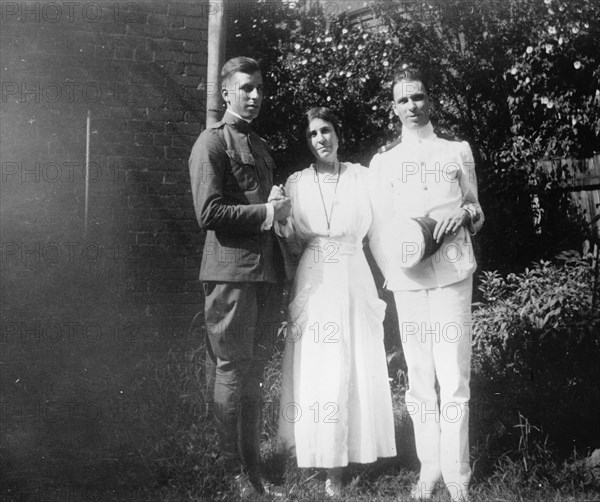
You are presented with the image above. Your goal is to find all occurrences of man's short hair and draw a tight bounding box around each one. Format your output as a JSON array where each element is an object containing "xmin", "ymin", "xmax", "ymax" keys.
[
  {"xmin": 392, "ymin": 66, "xmax": 430, "ymax": 96},
  {"xmin": 221, "ymin": 57, "xmax": 261, "ymax": 88}
]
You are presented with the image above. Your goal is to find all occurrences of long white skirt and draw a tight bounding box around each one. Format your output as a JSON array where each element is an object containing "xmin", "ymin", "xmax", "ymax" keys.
[{"xmin": 277, "ymin": 238, "xmax": 397, "ymax": 468}]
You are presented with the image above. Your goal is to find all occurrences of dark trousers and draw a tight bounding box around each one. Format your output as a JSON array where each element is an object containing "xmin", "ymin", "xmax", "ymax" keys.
[{"xmin": 203, "ymin": 281, "xmax": 281, "ymax": 475}]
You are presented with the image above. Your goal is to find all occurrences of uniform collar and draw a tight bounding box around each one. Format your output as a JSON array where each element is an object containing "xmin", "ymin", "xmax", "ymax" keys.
[
  {"xmin": 223, "ymin": 109, "xmax": 252, "ymax": 133},
  {"xmin": 401, "ymin": 122, "xmax": 435, "ymax": 145}
]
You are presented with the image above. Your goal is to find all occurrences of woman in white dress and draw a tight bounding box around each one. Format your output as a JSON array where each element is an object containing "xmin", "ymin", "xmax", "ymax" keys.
[{"xmin": 272, "ymin": 107, "xmax": 396, "ymax": 497}]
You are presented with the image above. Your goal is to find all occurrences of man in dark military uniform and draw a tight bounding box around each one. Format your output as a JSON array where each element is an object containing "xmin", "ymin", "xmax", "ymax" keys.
[{"xmin": 189, "ymin": 56, "xmax": 290, "ymax": 496}]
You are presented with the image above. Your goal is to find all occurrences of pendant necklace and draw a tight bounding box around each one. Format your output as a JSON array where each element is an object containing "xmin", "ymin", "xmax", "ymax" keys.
[{"xmin": 316, "ymin": 162, "xmax": 341, "ymax": 235}]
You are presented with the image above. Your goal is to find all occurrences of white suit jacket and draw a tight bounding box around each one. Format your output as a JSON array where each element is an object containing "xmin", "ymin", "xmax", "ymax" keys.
[{"xmin": 368, "ymin": 123, "xmax": 484, "ymax": 291}]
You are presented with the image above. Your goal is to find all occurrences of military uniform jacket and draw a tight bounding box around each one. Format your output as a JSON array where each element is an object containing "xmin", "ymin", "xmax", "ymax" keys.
[
  {"xmin": 189, "ymin": 110, "xmax": 282, "ymax": 283},
  {"xmin": 368, "ymin": 122, "xmax": 484, "ymax": 291}
]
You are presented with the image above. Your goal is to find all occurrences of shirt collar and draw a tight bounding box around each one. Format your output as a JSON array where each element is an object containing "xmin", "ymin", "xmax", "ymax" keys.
[
  {"xmin": 223, "ymin": 109, "xmax": 252, "ymax": 133},
  {"xmin": 401, "ymin": 122, "xmax": 435, "ymax": 144},
  {"xmin": 225, "ymin": 109, "xmax": 252, "ymax": 123}
]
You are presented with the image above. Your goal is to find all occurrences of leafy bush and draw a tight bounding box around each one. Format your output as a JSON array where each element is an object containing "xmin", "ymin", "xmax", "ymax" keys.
[{"xmin": 471, "ymin": 254, "xmax": 600, "ymax": 458}]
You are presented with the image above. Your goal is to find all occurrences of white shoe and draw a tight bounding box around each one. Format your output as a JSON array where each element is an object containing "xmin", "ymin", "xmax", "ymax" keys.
[{"xmin": 325, "ymin": 469, "xmax": 342, "ymax": 498}]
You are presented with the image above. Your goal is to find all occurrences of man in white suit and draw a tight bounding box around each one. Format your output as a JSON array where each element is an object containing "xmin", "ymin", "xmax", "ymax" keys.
[{"xmin": 369, "ymin": 67, "xmax": 484, "ymax": 502}]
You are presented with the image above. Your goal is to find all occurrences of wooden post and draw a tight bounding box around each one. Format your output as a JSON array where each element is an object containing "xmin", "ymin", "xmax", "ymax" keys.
[
  {"xmin": 206, "ymin": 0, "xmax": 227, "ymax": 126},
  {"xmin": 204, "ymin": 0, "xmax": 227, "ymax": 406}
]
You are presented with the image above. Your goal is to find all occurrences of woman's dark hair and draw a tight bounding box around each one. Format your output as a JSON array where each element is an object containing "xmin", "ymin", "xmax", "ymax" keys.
[
  {"xmin": 391, "ymin": 66, "xmax": 430, "ymax": 96},
  {"xmin": 305, "ymin": 107, "xmax": 343, "ymax": 146}
]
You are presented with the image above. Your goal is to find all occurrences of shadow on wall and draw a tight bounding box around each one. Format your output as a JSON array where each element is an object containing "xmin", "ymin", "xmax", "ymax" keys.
[{"xmin": 1, "ymin": 2, "xmax": 210, "ymax": 498}]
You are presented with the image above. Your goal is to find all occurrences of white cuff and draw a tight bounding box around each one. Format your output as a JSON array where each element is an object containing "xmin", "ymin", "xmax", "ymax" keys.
[
  {"xmin": 261, "ymin": 202, "xmax": 275, "ymax": 230},
  {"xmin": 462, "ymin": 206, "xmax": 476, "ymax": 235}
]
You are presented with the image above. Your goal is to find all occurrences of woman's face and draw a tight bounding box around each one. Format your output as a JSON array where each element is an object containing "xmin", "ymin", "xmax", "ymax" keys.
[{"xmin": 307, "ymin": 118, "xmax": 339, "ymax": 164}]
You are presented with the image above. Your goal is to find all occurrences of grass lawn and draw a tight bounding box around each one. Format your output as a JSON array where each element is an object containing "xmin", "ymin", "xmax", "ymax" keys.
[
  {"xmin": 127, "ymin": 348, "xmax": 600, "ymax": 502},
  {"xmin": 1, "ymin": 255, "xmax": 599, "ymax": 502},
  {"xmin": 2, "ymin": 329, "xmax": 600, "ymax": 502}
]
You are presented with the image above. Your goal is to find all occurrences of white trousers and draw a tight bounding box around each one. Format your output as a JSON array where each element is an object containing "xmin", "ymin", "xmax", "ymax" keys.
[{"xmin": 393, "ymin": 276, "xmax": 472, "ymax": 501}]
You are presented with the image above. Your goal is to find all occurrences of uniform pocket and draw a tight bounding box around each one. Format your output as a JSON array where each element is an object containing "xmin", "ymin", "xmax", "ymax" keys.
[{"xmin": 226, "ymin": 150, "xmax": 259, "ymax": 191}]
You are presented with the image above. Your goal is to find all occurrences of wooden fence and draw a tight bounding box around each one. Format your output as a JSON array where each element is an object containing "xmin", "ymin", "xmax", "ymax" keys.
[
  {"xmin": 537, "ymin": 154, "xmax": 600, "ymax": 233},
  {"xmin": 536, "ymin": 154, "xmax": 600, "ymax": 305}
]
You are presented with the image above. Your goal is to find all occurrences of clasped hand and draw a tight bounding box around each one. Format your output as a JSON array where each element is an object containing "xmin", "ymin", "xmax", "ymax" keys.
[
  {"xmin": 269, "ymin": 185, "xmax": 291, "ymax": 222},
  {"xmin": 433, "ymin": 208, "xmax": 468, "ymax": 243}
]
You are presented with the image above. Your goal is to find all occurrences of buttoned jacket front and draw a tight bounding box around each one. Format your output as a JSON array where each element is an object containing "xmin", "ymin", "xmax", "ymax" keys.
[
  {"xmin": 369, "ymin": 123, "xmax": 484, "ymax": 291},
  {"xmin": 189, "ymin": 110, "xmax": 282, "ymax": 283}
]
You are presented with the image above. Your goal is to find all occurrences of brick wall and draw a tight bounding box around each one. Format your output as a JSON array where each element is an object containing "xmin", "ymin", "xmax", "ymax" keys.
[
  {"xmin": 1, "ymin": 1, "xmax": 211, "ymax": 339},
  {"xmin": 0, "ymin": 3, "xmax": 217, "ymax": 490}
]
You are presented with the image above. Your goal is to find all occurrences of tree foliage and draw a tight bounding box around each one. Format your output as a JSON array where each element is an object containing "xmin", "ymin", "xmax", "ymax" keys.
[{"xmin": 228, "ymin": 0, "xmax": 600, "ymax": 272}]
